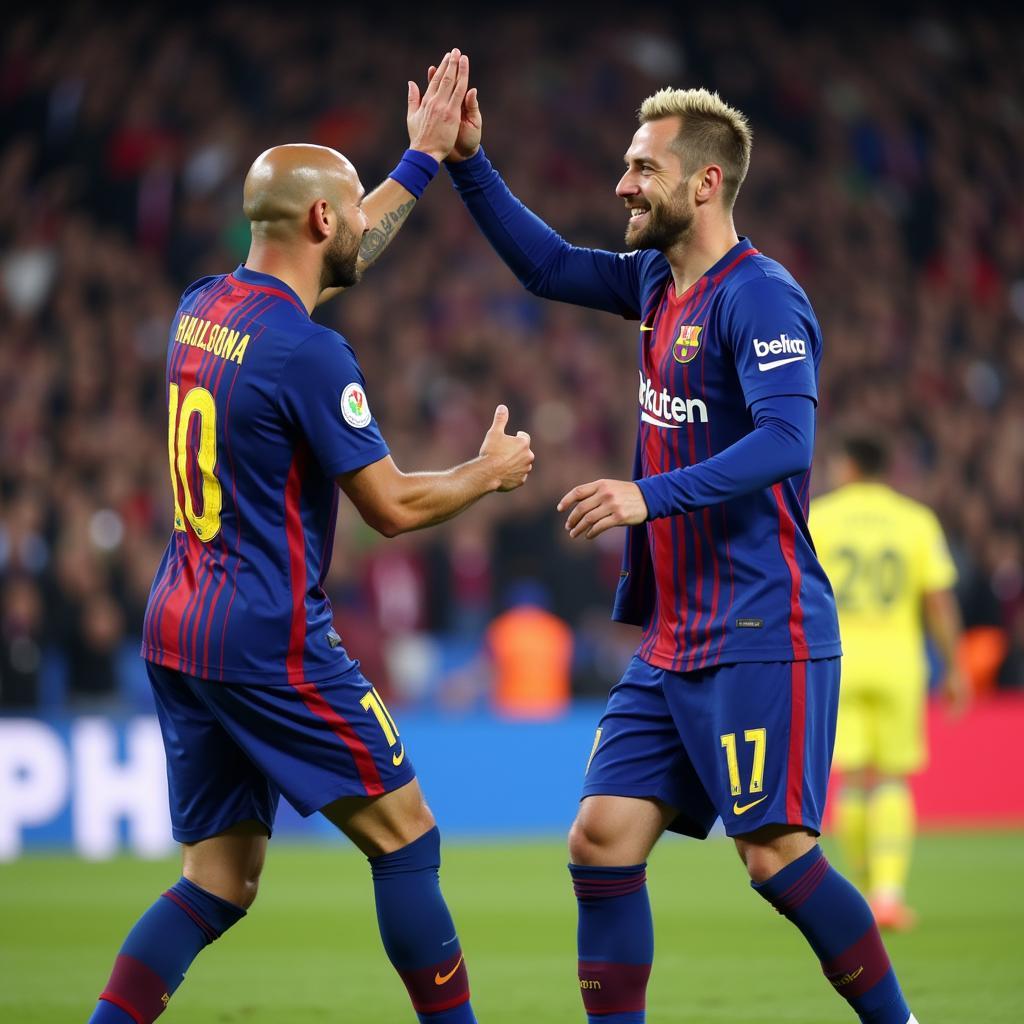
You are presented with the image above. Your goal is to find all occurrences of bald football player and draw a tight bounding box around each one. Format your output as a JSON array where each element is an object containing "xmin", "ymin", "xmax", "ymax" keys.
[{"xmin": 87, "ymin": 50, "xmax": 531, "ymax": 1024}]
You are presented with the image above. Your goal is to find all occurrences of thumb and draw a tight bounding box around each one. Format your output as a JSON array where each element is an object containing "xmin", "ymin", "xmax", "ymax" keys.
[
  {"xmin": 465, "ymin": 87, "xmax": 479, "ymax": 115},
  {"xmin": 407, "ymin": 80, "xmax": 420, "ymax": 113},
  {"xmin": 490, "ymin": 404, "xmax": 509, "ymax": 432}
]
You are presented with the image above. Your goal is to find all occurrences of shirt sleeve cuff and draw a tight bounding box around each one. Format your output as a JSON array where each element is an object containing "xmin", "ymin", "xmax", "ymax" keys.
[
  {"xmin": 636, "ymin": 475, "xmax": 678, "ymax": 520},
  {"xmin": 445, "ymin": 146, "xmax": 489, "ymax": 182},
  {"xmin": 323, "ymin": 444, "xmax": 390, "ymax": 478}
]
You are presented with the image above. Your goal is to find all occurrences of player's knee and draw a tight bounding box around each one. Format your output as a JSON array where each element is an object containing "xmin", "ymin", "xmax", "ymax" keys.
[
  {"xmin": 182, "ymin": 869, "xmax": 261, "ymax": 910},
  {"xmin": 568, "ymin": 815, "xmax": 610, "ymax": 864},
  {"xmin": 740, "ymin": 845, "xmax": 786, "ymax": 884},
  {"xmin": 234, "ymin": 873, "xmax": 261, "ymax": 910},
  {"xmin": 736, "ymin": 828, "xmax": 817, "ymax": 884},
  {"xmin": 372, "ymin": 801, "xmax": 437, "ymax": 856},
  {"xmin": 401, "ymin": 804, "xmax": 437, "ymax": 847}
]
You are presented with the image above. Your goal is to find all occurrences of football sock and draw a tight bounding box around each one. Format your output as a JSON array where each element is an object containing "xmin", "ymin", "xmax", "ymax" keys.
[
  {"xmin": 835, "ymin": 784, "xmax": 869, "ymax": 890},
  {"xmin": 753, "ymin": 845, "xmax": 911, "ymax": 1024},
  {"xmin": 89, "ymin": 876, "xmax": 245, "ymax": 1023},
  {"xmin": 867, "ymin": 781, "xmax": 914, "ymax": 903},
  {"xmin": 369, "ymin": 826, "xmax": 475, "ymax": 1024},
  {"xmin": 570, "ymin": 862, "xmax": 652, "ymax": 1024}
]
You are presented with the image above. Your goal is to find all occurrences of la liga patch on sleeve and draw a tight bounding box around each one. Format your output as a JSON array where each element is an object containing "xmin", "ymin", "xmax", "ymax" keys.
[{"xmin": 341, "ymin": 382, "xmax": 372, "ymax": 428}]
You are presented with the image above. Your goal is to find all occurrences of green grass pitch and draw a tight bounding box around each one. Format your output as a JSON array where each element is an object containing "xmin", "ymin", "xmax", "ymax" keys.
[{"xmin": 2, "ymin": 832, "xmax": 1021, "ymax": 1022}]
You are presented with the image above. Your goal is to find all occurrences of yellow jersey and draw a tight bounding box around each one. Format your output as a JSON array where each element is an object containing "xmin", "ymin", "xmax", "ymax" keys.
[{"xmin": 810, "ymin": 482, "xmax": 956, "ymax": 685}]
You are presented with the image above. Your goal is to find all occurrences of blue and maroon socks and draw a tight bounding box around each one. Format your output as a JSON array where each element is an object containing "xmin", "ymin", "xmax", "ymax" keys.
[
  {"xmin": 753, "ymin": 845, "xmax": 912, "ymax": 1024},
  {"xmin": 88, "ymin": 876, "xmax": 245, "ymax": 1022},
  {"xmin": 570, "ymin": 862, "xmax": 653, "ymax": 1024},
  {"xmin": 369, "ymin": 826, "xmax": 475, "ymax": 1024}
]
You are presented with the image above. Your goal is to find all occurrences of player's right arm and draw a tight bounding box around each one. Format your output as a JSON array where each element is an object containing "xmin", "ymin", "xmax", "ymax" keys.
[
  {"xmin": 317, "ymin": 49, "xmax": 470, "ymax": 307},
  {"xmin": 444, "ymin": 85, "xmax": 648, "ymax": 318},
  {"xmin": 276, "ymin": 330, "xmax": 533, "ymax": 537},
  {"xmin": 338, "ymin": 404, "xmax": 533, "ymax": 537}
]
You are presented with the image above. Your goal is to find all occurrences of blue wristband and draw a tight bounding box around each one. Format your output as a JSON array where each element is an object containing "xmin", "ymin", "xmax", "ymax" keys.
[{"xmin": 388, "ymin": 149, "xmax": 440, "ymax": 199}]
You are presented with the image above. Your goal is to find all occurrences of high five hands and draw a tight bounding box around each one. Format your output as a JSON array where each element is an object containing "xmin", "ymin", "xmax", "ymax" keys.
[
  {"xmin": 423, "ymin": 53, "xmax": 481, "ymax": 163},
  {"xmin": 407, "ymin": 49, "xmax": 471, "ymax": 162}
]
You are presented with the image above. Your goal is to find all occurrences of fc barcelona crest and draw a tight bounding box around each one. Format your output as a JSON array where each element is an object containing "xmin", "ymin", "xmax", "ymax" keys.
[{"xmin": 673, "ymin": 324, "xmax": 703, "ymax": 364}]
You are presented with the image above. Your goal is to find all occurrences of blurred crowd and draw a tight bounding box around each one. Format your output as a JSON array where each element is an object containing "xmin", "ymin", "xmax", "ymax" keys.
[{"xmin": 2, "ymin": 4, "xmax": 1023, "ymax": 711}]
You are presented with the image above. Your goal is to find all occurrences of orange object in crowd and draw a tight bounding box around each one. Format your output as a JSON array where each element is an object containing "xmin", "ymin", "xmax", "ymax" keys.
[
  {"xmin": 486, "ymin": 603, "xmax": 573, "ymax": 720},
  {"xmin": 957, "ymin": 625, "xmax": 1008, "ymax": 696}
]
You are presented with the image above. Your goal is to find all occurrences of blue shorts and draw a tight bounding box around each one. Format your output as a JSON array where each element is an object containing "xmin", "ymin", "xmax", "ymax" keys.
[
  {"xmin": 582, "ymin": 656, "xmax": 840, "ymax": 838},
  {"xmin": 148, "ymin": 662, "xmax": 416, "ymax": 843}
]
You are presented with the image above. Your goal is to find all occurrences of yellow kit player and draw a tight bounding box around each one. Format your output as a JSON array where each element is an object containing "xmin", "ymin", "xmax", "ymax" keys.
[{"xmin": 811, "ymin": 433, "xmax": 968, "ymax": 930}]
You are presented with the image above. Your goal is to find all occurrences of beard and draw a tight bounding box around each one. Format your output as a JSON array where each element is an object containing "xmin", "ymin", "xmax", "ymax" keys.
[
  {"xmin": 624, "ymin": 186, "xmax": 695, "ymax": 252},
  {"xmin": 321, "ymin": 221, "xmax": 363, "ymax": 290}
]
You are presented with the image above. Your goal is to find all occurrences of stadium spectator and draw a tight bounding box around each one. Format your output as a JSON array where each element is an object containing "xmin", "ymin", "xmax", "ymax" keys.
[
  {"xmin": 485, "ymin": 580, "xmax": 573, "ymax": 720},
  {"xmin": 0, "ymin": 574, "xmax": 44, "ymax": 709},
  {"xmin": 1, "ymin": 5, "xmax": 1023, "ymax": 707}
]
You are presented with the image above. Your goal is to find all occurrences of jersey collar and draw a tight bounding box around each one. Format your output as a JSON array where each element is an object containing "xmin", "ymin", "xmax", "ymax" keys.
[
  {"xmin": 230, "ymin": 264, "xmax": 309, "ymax": 316},
  {"xmin": 665, "ymin": 237, "xmax": 758, "ymax": 306},
  {"xmin": 706, "ymin": 237, "xmax": 757, "ymax": 282}
]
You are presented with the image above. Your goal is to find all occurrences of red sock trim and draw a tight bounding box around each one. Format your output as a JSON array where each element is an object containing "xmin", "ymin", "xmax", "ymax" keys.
[
  {"xmin": 398, "ymin": 950, "xmax": 471, "ymax": 1014},
  {"xmin": 100, "ymin": 954, "xmax": 171, "ymax": 1022},
  {"xmin": 577, "ymin": 960, "xmax": 651, "ymax": 1015},
  {"xmin": 821, "ymin": 924, "xmax": 892, "ymax": 999},
  {"xmin": 97, "ymin": 992, "xmax": 144, "ymax": 1024},
  {"xmin": 573, "ymin": 871, "xmax": 647, "ymax": 901},
  {"xmin": 161, "ymin": 889, "xmax": 218, "ymax": 944},
  {"xmin": 774, "ymin": 855, "xmax": 830, "ymax": 914}
]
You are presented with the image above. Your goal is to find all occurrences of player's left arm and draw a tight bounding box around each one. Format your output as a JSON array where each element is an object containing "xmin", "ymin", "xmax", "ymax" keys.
[
  {"xmin": 558, "ymin": 277, "xmax": 820, "ymax": 537},
  {"xmin": 921, "ymin": 515, "xmax": 969, "ymax": 714},
  {"xmin": 317, "ymin": 49, "xmax": 470, "ymax": 306},
  {"xmin": 923, "ymin": 589, "xmax": 969, "ymax": 714},
  {"xmin": 558, "ymin": 394, "xmax": 814, "ymax": 537}
]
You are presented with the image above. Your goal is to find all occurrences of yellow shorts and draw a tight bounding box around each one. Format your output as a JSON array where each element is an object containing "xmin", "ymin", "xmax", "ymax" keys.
[{"xmin": 832, "ymin": 671, "xmax": 927, "ymax": 775}]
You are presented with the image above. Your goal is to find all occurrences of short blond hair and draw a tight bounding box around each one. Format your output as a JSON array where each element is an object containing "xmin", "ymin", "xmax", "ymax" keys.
[{"xmin": 639, "ymin": 88, "xmax": 752, "ymax": 209}]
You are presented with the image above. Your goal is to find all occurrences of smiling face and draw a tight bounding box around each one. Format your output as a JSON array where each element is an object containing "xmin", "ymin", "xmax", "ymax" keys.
[{"xmin": 616, "ymin": 118, "xmax": 696, "ymax": 252}]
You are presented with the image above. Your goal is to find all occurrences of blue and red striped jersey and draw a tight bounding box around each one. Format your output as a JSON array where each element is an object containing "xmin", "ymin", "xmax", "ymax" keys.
[
  {"xmin": 141, "ymin": 265, "xmax": 388, "ymax": 684},
  {"xmin": 624, "ymin": 241, "xmax": 839, "ymax": 670},
  {"xmin": 449, "ymin": 149, "xmax": 841, "ymax": 671}
]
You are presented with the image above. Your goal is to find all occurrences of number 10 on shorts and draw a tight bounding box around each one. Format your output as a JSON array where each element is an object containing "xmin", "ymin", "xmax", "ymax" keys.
[
  {"xmin": 720, "ymin": 728, "xmax": 767, "ymax": 797},
  {"xmin": 361, "ymin": 687, "xmax": 406, "ymax": 766}
]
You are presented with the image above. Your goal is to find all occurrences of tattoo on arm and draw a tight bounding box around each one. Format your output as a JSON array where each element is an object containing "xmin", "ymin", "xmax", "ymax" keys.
[{"xmin": 358, "ymin": 198, "xmax": 416, "ymax": 266}]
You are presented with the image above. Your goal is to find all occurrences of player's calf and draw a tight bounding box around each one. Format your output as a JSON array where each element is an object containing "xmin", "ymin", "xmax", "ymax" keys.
[
  {"xmin": 568, "ymin": 798, "xmax": 672, "ymax": 1023},
  {"xmin": 368, "ymin": 825, "xmax": 476, "ymax": 1024},
  {"xmin": 750, "ymin": 840, "xmax": 915, "ymax": 1024},
  {"xmin": 571, "ymin": 863, "xmax": 652, "ymax": 1024},
  {"xmin": 87, "ymin": 877, "xmax": 246, "ymax": 1023}
]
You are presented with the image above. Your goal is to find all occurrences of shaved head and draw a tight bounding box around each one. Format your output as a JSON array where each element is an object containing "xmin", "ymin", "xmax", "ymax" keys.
[
  {"xmin": 243, "ymin": 144, "xmax": 366, "ymax": 289},
  {"xmin": 244, "ymin": 144, "xmax": 359, "ymax": 235}
]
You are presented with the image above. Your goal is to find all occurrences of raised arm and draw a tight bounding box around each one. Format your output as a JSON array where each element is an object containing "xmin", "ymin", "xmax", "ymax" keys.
[
  {"xmin": 317, "ymin": 49, "xmax": 469, "ymax": 307},
  {"xmin": 444, "ymin": 88, "xmax": 647, "ymax": 318}
]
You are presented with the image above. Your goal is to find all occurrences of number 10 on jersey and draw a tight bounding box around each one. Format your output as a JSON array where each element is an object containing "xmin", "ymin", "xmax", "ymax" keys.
[{"xmin": 168, "ymin": 382, "xmax": 223, "ymax": 542}]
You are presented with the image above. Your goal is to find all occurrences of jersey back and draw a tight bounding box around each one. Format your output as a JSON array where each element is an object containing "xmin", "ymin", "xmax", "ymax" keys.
[
  {"xmin": 629, "ymin": 240, "xmax": 840, "ymax": 671},
  {"xmin": 142, "ymin": 266, "xmax": 389, "ymax": 684},
  {"xmin": 810, "ymin": 482, "xmax": 956, "ymax": 683}
]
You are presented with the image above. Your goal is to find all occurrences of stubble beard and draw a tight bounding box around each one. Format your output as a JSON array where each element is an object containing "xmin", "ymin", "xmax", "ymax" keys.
[
  {"xmin": 321, "ymin": 222, "xmax": 363, "ymax": 291},
  {"xmin": 625, "ymin": 187, "xmax": 695, "ymax": 253}
]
